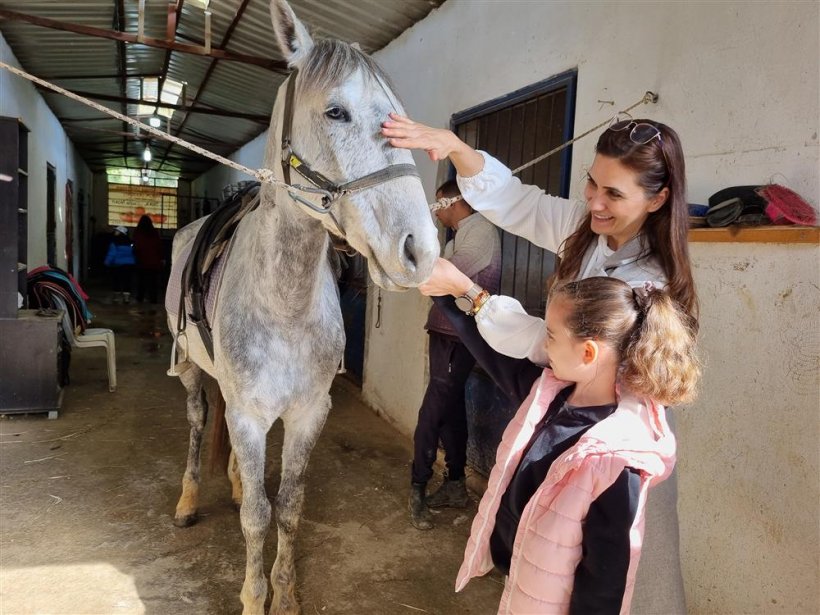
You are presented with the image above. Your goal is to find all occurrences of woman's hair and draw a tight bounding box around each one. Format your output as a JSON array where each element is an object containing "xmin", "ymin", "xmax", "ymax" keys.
[
  {"xmin": 136, "ymin": 214, "xmax": 155, "ymax": 233},
  {"xmin": 553, "ymin": 120, "xmax": 699, "ymax": 326},
  {"xmin": 551, "ymin": 277, "xmax": 700, "ymax": 407}
]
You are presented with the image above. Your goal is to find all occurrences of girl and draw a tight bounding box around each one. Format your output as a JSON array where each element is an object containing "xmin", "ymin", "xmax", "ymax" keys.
[
  {"xmin": 456, "ymin": 277, "xmax": 700, "ymax": 614},
  {"xmin": 104, "ymin": 225, "xmax": 136, "ymax": 304}
]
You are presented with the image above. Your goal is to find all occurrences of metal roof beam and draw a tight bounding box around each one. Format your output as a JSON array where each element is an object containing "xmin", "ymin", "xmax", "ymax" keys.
[
  {"xmin": 40, "ymin": 73, "xmax": 162, "ymax": 80},
  {"xmin": 38, "ymin": 87, "xmax": 270, "ymax": 122},
  {"xmin": 158, "ymin": 0, "xmax": 254, "ymax": 174},
  {"xmin": 0, "ymin": 8, "xmax": 288, "ymax": 72}
]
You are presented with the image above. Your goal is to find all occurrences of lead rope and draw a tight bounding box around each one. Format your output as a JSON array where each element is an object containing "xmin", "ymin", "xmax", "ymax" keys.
[
  {"xmin": 510, "ymin": 91, "xmax": 659, "ymax": 175},
  {"xmin": 0, "ymin": 60, "xmax": 284, "ymax": 189}
]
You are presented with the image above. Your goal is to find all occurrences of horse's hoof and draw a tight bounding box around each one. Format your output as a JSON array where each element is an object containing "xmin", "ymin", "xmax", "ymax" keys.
[
  {"xmin": 233, "ymin": 500, "xmax": 242, "ymax": 512},
  {"xmin": 269, "ymin": 603, "xmax": 300, "ymax": 615},
  {"xmin": 173, "ymin": 513, "xmax": 198, "ymax": 528}
]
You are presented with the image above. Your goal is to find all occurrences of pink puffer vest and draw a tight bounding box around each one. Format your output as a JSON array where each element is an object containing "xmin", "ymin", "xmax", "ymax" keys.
[{"xmin": 456, "ymin": 371, "xmax": 676, "ymax": 614}]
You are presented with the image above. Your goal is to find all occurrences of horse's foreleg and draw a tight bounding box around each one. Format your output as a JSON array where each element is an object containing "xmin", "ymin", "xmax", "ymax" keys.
[
  {"xmin": 269, "ymin": 396, "xmax": 331, "ymax": 615},
  {"xmin": 228, "ymin": 411, "xmax": 271, "ymax": 615},
  {"xmin": 174, "ymin": 364, "xmax": 207, "ymax": 527}
]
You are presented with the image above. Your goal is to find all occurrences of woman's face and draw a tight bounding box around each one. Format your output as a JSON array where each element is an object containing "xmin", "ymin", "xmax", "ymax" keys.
[{"xmin": 583, "ymin": 154, "xmax": 667, "ymax": 250}]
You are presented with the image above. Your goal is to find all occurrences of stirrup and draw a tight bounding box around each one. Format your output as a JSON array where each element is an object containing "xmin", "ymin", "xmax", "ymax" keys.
[{"xmin": 167, "ymin": 332, "xmax": 191, "ymax": 376}]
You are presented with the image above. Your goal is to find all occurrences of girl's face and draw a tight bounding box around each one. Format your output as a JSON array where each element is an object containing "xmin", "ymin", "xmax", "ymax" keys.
[
  {"xmin": 544, "ymin": 297, "xmax": 588, "ymax": 382},
  {"xmin": 583, "ymin": 154, "xmax": 667, "ymax": 250}
]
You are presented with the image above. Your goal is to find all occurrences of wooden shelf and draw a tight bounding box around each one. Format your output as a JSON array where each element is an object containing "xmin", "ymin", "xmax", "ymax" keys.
[{"xmin": 688, "ymin": 225, "xmax": 819, "ymax": 244}]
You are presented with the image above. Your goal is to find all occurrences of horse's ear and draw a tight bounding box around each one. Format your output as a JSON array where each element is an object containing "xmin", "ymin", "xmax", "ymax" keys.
[{"xmin": 270, "ymin": 0, "xmax": 313, "ymax": 67}]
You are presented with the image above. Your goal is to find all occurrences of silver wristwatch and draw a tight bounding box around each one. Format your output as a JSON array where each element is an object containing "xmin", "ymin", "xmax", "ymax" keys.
[{"xmin": 454, "ymin": 283, "xmax": 485, "ymax": 315}]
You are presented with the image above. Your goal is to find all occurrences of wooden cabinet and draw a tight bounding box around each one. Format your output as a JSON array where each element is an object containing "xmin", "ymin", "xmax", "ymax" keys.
[
  {"xmin": 0, "ymin": 311, "xmax": 63, "ymax": 418},
  {"xmin": 0, "ymin": 116, "xmax": 29, "ymax": 317},
  {"xmin": 0, "ymin": 117, "xmax": 62, "ymax": 417}
]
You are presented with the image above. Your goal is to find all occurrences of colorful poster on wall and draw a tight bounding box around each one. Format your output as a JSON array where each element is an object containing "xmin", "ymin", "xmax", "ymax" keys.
[{"xmin": 108, "ymin": 183, "xmax": 178, "ymax": 229}]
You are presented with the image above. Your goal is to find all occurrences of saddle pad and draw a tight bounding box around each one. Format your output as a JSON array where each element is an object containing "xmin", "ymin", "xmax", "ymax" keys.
[{"xmin": 165, "ymin": 237, "xmax": 226, "ymax": 328}]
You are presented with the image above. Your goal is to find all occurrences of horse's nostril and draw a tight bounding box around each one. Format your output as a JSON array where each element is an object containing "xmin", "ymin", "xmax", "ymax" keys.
[{"xmin": 403, "ymin": 234, "xmax": 417, "ymax": 269}]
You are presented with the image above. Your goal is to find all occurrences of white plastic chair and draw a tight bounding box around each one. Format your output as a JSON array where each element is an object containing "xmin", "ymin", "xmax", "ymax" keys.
[{"xmin": 53, "ymin": 296, "xmax": 117, "ymax": 392}]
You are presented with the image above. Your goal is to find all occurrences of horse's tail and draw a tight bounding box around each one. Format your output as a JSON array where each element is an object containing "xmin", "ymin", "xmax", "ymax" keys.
[{"xmin": 208, "ymin": 384, "xmax": 231, "ymax": 476}]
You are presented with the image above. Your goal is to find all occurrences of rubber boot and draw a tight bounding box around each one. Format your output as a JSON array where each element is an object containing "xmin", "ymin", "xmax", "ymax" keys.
[
  {"xmin": 427, "ymin": 476, "xmax": 470, "ymax": 509},
  {"xmin": 409, "ymin": 482, "xmax": 433, "ymax": 530}
]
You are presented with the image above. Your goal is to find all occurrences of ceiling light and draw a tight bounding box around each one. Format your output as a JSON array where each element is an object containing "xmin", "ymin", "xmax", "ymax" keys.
[
  {"xmin": 148, "ymin": 115, "xmax": 162, "ymax": 128},
  {"xmin": 143, "ymin": 147, "xmax": 152, "ymax": 162}
]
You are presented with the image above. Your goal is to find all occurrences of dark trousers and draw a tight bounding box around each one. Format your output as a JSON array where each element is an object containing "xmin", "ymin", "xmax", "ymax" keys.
[
  {"xmin": 136, "ymin": 268, "xmax": 159, "ymax": 303},
  {"xmin": 111, "ymin": 266, "xmax": 133, "ymax": 293},
  {"xmin": 411, "ymin": 332, "xmax": 476, "ymax": 484}
]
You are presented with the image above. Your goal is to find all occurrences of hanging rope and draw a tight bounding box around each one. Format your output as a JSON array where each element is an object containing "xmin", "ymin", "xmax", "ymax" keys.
[
  {"xmin": 510, "ymin": 91, "xmax": 658, "ymax": 175},
  {"xmin": 0, "ymin": 60, "xmax": 281, "ymax": 188}
]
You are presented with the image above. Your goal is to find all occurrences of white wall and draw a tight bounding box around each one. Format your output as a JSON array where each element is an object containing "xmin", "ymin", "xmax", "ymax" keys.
[
  {"xmin": 0, "ymin": 33, "xmax": 94, "ymax": 276},
  {"xmin": 190, "ymin": 130, "xmax": 268, "ymax": 200},
  {"xmin": 683, "ymin": 240, "xmax": 819, "ymax": 613}
]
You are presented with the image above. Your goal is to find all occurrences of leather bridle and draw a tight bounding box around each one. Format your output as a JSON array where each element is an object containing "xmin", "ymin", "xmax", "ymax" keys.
[{"xmin": 279, "ymin": 69, "xmax": 421, "ymax": 220}]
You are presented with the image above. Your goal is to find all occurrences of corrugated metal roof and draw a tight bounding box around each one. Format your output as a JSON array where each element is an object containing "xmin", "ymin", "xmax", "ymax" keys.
[{"xmin": 0, "ymin": 0, "xmax": 444, "ymax": 180}]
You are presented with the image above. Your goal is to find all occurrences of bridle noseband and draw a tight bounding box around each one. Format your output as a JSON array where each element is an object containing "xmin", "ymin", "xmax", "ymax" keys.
[{"xmin": 280, "ymin": 69, "xmax": 421, "ymax": 217}]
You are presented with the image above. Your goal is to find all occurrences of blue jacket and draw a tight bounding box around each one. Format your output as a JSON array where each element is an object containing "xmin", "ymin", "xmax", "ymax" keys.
[{"xmin": 105, "ymin": 242, "xmax": 136, "ymax": 267}]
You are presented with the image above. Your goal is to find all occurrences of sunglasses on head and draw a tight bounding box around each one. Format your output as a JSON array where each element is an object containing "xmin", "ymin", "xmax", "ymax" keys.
[{"xmin": 608, "ymin": 113, "xmax": 662, "ymax": 145}]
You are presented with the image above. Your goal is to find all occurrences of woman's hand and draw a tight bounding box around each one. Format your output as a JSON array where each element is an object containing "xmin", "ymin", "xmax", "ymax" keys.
[
  {"xmin": 418, "ymin": 258, "xmax": 475, "ymax": 297},
  {"xmin": 381, "ymin": 114, "xmax": 485, "ymax": 176}
]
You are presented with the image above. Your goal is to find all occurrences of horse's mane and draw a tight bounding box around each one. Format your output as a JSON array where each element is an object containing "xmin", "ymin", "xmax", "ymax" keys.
[{"xmin": 298, "ymin": 39, "xmax": 398, "ymax": 99}]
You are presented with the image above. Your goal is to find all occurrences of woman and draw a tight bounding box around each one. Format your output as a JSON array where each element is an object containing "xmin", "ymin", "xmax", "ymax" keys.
[
  {"xmin": 132, "ymin": 214, "xmax": 164, "ymax": 304},
  {"xmin": 382, "ymin": 113, "xmax": 697, "ymax": 613}
]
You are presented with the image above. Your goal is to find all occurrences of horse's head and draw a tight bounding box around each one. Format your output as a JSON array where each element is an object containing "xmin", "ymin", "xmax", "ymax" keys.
[{"xmin": 269, "ymin": 0, "xmax": 438, "ymax": 290}]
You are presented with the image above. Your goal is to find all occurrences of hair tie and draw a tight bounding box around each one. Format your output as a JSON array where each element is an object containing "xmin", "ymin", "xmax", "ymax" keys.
[{"xmin": 633, "ymin": 281, "xmax": 656, "ymax": 311}]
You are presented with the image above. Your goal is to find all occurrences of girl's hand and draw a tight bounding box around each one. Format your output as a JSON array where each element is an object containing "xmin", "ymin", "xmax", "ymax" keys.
[{"xmin": 418, "ymin": 258, "xmax": 474, "ymax": 297}]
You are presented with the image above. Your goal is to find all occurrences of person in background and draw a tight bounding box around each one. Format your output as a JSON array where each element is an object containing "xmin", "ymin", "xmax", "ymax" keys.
[
  {"xmin": 104, "ymin": 225, "xmax": 135, "ymax": 304},
  {"xmin": 409, "ymin": 179, "xmax": 501, "ymax": 530},
  {"xmin": 133, "ymin": 214, "xmax": 164, "ymax": 304},
  {"xmin": 383, "ymin": 112, "xmax": 697, "ymax": 612},
  {"xmin": 456, "ymin": 277, "xmax": 700, "ymax": 614}
]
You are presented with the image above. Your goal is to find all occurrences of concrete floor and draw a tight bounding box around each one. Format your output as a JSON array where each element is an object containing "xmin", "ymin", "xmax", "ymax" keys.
[{"xmin": 0, "ymin": 294, "xmax": 503, "ymax": 615}]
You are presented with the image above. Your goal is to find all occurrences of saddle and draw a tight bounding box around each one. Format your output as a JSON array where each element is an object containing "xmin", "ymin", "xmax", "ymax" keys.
[
  {"xmin": 175, "ymin": 182, "xmax": 262, "ymax": 363},
  {"xmin": 169, "ymin": 181, "xmax": 352, "ymax": 374}
]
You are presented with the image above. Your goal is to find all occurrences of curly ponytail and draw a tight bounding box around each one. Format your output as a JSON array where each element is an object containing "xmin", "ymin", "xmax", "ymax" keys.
[
  {"xmin": 551, "ymin": 277, "xmax": 700, "ymax": 406},
  {"xmin": 622, "ymin": 285, "xmax": 700, "ymax": 406}
]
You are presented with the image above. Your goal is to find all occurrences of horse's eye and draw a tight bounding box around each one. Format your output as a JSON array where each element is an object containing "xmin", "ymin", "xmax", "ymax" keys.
[{"xmin": 325, "ymin": 106, "xmax": 350, "ymax": 122}]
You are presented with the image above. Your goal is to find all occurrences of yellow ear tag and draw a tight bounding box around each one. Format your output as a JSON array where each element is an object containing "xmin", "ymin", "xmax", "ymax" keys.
[{"xmin": 289, "ymin": 155, "xmax": 302, "ymax": 168}]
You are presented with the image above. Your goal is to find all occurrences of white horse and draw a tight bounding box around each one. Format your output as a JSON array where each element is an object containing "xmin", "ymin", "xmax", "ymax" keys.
[{"xmin": 166, "ymin": 1, "xmax": 439, "ymax": 613}]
